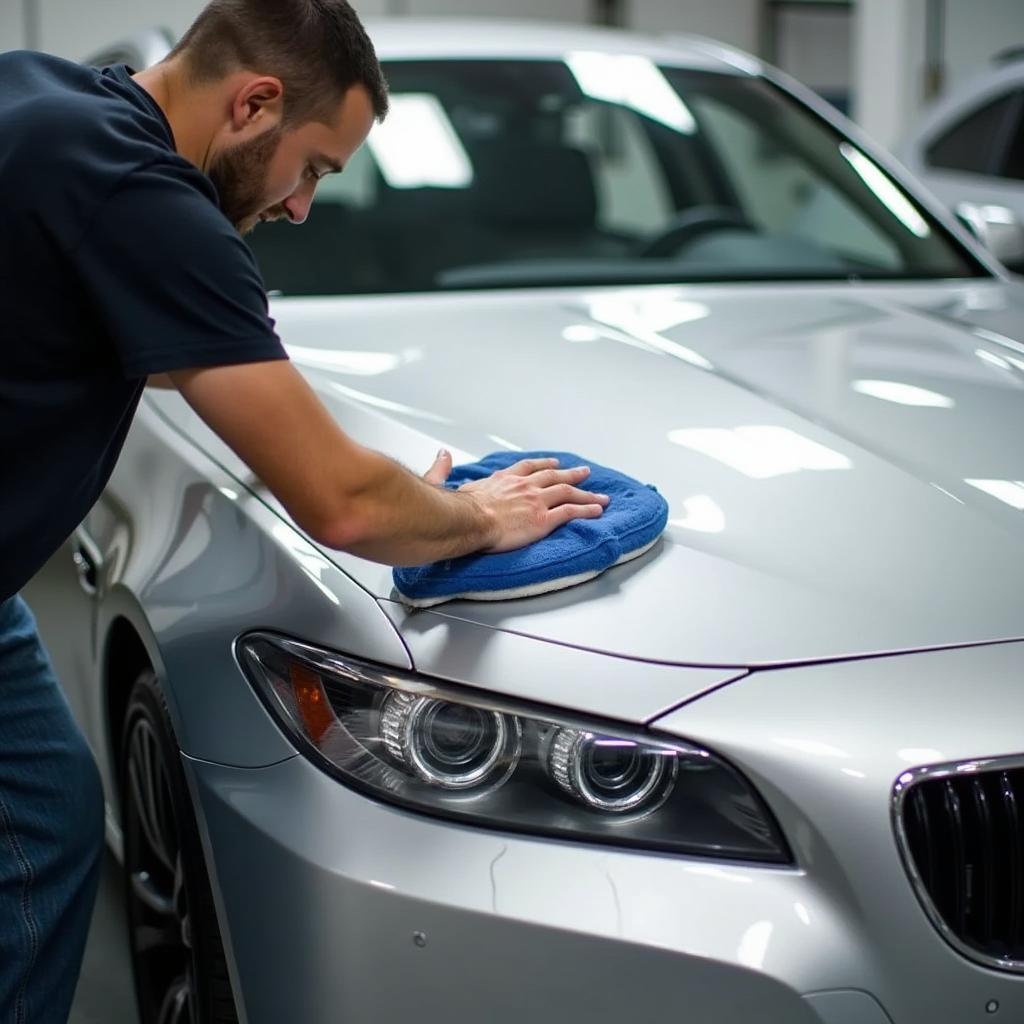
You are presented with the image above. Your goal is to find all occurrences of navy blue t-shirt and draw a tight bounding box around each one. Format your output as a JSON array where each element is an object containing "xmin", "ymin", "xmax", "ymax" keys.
[{"xmin": 0, "ymin": 51, "xmax": 287, "ymax": 601}]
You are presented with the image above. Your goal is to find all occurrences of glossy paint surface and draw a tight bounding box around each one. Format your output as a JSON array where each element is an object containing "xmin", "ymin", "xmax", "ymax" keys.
[
  {"xmin": 149, "ymin": 277, "xmax": 1024, "ymax": 666},
  {"xmin": 654, "ymin": 639, "xmax": 1024, "ymax": 1023},
  {"xmin": 183, "ymin": 639, "xmax": 1024, "ymax": 1024},
  {"xmin": 188, "ymin": 753, "xmax": 826, "ymax": 1024}
]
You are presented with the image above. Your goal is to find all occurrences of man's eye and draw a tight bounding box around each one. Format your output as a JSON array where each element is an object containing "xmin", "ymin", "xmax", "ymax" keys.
[{"xmin": 307, "ymin": 165, "xmax": 322, "ymax": 181}]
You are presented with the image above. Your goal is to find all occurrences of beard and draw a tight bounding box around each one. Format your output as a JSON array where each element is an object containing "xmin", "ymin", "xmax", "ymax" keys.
[{"xmin": 207, "ymin": 126, "xmax": 284, "ymax": 235}]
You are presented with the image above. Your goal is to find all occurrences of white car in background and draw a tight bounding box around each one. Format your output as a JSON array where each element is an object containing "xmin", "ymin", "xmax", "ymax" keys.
[{"xmin": 901, "ymin": 48, "xmax": 1024, "ymax": 271}]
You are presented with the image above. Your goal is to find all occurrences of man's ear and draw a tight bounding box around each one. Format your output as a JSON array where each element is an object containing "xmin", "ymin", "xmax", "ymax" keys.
[{"xmin": 231, "ymin": 75, "xmax": 285, "ymax": 130}]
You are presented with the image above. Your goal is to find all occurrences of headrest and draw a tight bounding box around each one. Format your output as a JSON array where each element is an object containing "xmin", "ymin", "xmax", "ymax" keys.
[{"xmin": 470, "ymin": 144, "xmax": 598, "ymax": 228}]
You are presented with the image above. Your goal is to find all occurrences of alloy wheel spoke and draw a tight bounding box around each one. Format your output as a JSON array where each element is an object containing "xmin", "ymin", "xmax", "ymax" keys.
[
  {"xmin": 134, "ymin": 920, "xmax": 183, "ymax": 956},
  {"xmin": 130, "ymin": 870, "xmax": 175, "ymax": 917},
  {"xmin": 173, "ymin": 854, "xmax": 193, "ymax": 950},
  {"xmin": 141, "ymin": 728, "xmax": 169, "ymax": 858},
  {"xmin": 129, "ymin": 722, "xmax": 177, "ymax": 873},
  {"xmin": 156, "ymin": 974, "xmax": 192, "ymax": 1024},
  {"xmin": 128, "ymin": 752, "xmax": 162, "ymax": 867},
  {"xmin": 124, "ymin": 705, "xmax": 203, "ymax": 1024}
]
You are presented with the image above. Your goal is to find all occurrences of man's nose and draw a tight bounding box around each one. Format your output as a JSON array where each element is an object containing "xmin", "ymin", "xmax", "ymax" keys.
[{"xmin": 283, "ymin": 183, "xmax": 315, "ymax": 225}]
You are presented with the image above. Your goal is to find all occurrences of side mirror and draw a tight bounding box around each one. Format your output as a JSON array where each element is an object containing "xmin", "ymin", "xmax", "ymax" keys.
[{"xmin": 955, "ymin": 201, "xmax": 1024, "ymax": 266}]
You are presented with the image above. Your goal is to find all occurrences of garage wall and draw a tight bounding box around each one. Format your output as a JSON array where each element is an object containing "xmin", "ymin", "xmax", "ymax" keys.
[
  {"xmin": 628, "ymin": 0, "xmax": 762, "ymax": 55},
  {"xmin": 0, "ymin": 4, "xmax": 26, "ymax": 52},
  {"xmin": 7, "ymin": 0, "xmax": 764, "ymax": 61},
  {"xmin": 403, "ymin": 0, "xmax": 590, "ymax": 20},
  {"xmin": 773, "ymin": 4, "xmax": 851, "ymax": 101},
  {"xmin": 28, "ymin": 0, "xmax": 198, "ymax": 60},
  {"xmin": 854, "ymin": 0, "xmax": 1024, "ymax": 151},
  {"xmin": 853, "ymin": 0, "xmax": 928, "ymax": 150},
  {"xmin": 10, "ymin": 0, "xmax": 599, "ymax": 60},
  {"xmin": 27, "ymin": 0, "xmax": 389, "ymax": 60},
  {"xmin": 943, "ymin": 0, "xmax": 1024, "ymax": 91}
]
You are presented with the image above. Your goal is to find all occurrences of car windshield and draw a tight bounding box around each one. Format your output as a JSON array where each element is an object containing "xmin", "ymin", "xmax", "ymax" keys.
[{"xmin": 247, "ymin": 58, "xmax": 984, "ymax": 295}]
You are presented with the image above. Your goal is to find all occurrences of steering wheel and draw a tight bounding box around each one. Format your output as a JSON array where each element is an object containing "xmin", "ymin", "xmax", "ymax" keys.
[{"xmin": 637, "ymin": 205, "xmax": 757, "ymax": 258}]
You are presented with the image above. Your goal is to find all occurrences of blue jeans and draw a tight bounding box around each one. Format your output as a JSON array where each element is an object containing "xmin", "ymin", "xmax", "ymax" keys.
[{"xmin": 0, "ymin": 596, "xmax": 104, "ymax": 1024}]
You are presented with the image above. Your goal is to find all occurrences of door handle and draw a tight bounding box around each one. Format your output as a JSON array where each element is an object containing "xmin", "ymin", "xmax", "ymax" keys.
[{"xmin": 72, "ymin": 528, "xmax": 102, "ymax": 595}]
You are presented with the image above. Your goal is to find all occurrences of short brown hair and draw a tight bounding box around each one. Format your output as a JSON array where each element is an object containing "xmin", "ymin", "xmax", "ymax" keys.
[{"xmin": 169, "ymin": 0, "xmax": 389, "ymax": 125}]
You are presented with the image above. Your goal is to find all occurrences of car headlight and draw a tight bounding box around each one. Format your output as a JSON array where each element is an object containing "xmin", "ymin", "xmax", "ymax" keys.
[{"xmin": 237, "ymin": 633, "xmax": 789, "ymax": 862}]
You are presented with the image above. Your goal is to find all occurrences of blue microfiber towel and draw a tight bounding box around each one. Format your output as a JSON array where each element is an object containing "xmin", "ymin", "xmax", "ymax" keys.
[{"xmin": 392, "ymin": 450, "xmax": 668, "ymax": 607}]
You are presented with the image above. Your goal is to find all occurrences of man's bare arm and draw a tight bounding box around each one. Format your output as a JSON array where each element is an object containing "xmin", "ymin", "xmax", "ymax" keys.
[{"xmin": 168, "ymin": 361, "xmax": 606, "ymax": 566}]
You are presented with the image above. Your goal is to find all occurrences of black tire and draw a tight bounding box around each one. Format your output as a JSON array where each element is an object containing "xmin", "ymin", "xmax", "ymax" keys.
[{"xmin": 120, "ymin": 669, "xmax": 239, "ymax": 1024}]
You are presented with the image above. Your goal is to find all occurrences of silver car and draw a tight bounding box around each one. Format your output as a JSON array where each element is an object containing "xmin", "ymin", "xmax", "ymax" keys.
[{"xmin": 27, "ymin": 18, "xmax": 1024, "ymax": 1024}]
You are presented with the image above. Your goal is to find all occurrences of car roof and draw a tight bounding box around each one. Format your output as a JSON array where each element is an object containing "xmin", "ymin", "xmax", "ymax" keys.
[
  {"xmin": 359, "ymin": 18, "xmax": 755, "ymax": 74},
  {"xmin": 89, "ymin": 19, "xmax": 760, "ymax": 77}
]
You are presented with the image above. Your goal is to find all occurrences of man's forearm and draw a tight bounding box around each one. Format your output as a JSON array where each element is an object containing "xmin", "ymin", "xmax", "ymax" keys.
[
  {"xmin": 169, "ymin": 360, "xmax": 602, "ymax": 569},
  {"xmin": 325, "ymin": 449, "xmax": 494, "ymax": 565}
]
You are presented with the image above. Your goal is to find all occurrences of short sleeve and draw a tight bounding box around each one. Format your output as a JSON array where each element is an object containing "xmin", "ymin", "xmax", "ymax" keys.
[{"xmin": 71, "ymin": 160, "xmax": 287, "ymax": 377}]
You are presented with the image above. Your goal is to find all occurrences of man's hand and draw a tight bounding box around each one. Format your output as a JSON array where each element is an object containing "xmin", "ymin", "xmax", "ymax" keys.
[
  {"xmin": 422, "ymin": 448, "xmax": 453, "ymax": 487},
  {"xmin": 422, "ymin": 450, "xmax": 609, "ymax": 552},
  {"xmin": 458, "ymin": 457, "xmax": 608, "ymax": 553}
]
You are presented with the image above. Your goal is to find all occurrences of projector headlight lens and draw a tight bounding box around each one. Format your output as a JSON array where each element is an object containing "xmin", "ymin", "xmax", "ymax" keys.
[
  {"xmin": 238, "ymin": 633, "xmax": 789, "ymax": 862},
  {"xmin": 380, "ymin": 692, "xmax": 521, "ymax": 790},
  {"xmin": 549, "ymin": 729, "xmax": 678, "ymax": 814}
]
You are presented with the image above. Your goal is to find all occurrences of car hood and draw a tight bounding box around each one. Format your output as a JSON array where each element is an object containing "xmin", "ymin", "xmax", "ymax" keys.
[{"xmin": 178, "ymin": 279, "xmax": 1024, "ymax": 668}]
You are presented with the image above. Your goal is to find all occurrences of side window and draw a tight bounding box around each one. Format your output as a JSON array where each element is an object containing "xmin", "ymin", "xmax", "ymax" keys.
[
  {"xmin": 925, "ymin": 92, "xmax": 1018, "ymax": 175},
  {"xmin": 999, "ymin": 102, "xmax": 1024, "ymax": 180}
]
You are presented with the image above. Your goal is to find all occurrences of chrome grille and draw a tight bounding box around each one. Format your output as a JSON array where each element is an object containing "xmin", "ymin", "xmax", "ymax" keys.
[{"xmin": 895, "ymin": 759, "xmax": 1024, "ymax": 972}]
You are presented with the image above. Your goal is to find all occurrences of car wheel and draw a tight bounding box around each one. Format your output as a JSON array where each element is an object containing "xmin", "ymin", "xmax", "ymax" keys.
[{"xmin": 120, "ymin": 669, "xmax": 239, "ymax": 1024}]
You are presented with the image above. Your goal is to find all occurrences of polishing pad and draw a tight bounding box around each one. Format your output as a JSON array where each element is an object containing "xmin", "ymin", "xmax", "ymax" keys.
[{"xmin": 392, "ymin": 451, "xmax": 668, "ymax": 608}]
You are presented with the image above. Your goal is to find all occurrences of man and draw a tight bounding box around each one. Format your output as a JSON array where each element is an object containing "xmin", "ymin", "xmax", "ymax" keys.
[{"xmin": 0, "ymin": 1, "xmax": 608, "ymax": 1019}]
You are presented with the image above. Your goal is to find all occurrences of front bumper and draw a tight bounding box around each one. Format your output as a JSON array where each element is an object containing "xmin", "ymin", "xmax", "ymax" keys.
[{"xmin": 186, "ymin": 752, "xmax": 891, "ymax": 1024}]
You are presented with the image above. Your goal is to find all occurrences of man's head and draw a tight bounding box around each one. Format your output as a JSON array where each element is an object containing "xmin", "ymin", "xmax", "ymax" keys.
[{"xmin": 165, "ymin": 0, "xmax": 388, "ymax": 233}]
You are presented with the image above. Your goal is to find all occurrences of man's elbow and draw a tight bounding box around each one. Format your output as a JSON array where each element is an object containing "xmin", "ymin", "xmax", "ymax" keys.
[
  {"xmin": 302, "ymin": 503, "xmax": 372, "ymax": 554},
  {"xmin": 300, "ymin": 449, "xmax": 392, "ymax": 553}
]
